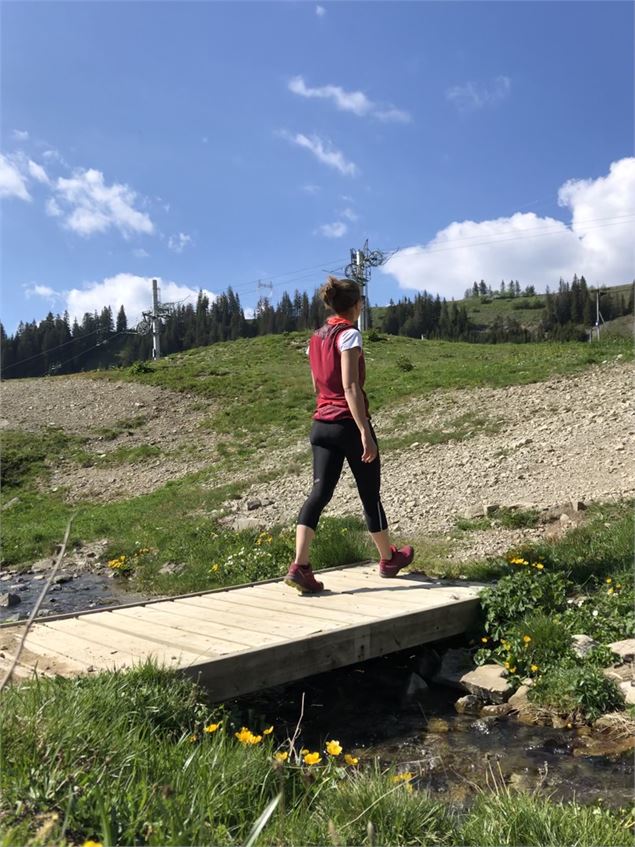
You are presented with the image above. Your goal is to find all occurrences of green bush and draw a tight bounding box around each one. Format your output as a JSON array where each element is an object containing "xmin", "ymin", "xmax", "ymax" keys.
[
  {"xmin": 478, "ymin": 564, "xmax": 570, "ymax": 641},
  {"xmin": 558, "ymin": 575, "xmax": 634, "ymax": 644},
  {"xmin": 529, "ymin": 664, "xmax": 625, "ymax": 722},
  {"xmin": 395, "ymin": 355, "xmax": 414, "ymax": 372}
]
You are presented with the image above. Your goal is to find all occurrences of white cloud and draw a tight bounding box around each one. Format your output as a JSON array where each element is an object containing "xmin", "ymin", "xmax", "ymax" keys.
[
  {"xmin": 133, "ymin": 248, "xmax": 150, "ymax": 258},
  {"xmin": 315, "ymin": 5, "xmax": 326, "ymax": 16},
  {"xmin": 45, "ymin": 197, "xmax": 63, "ymax": 217},
  {"xmin": 168, "ymin": 232, "xmax": 193, "ymax": 253},
  {"xmin": 24, "ymin": 283, "xmax": 58, "ymax": 299},
  {"xmin": 28, "ymin": 159, "xmax": 49, "ymax": 184},
  {"xmin": 341, "ymin": 207, "xmax": 358, "ymax": 222},
  {"xmin": 0, "ymin": 153, "xmax": 31, "ymax": 200},
  {"xmin": 52, "ymin": 168, "xmax": 154, "ymax": 237},
  {"xmin": 13, "ymin": 129, "xmax": 29, "ymax": 141},
  {"xmin": 64, "ymin": 273, "xmax": 217, "ymax": 326},
  {"xmin": 301, "ymin": 183, "xmax": 321, "ymax": 194},
  {"xmin": 317, "ymin": 221, "xmax": 347, "ymax": 238},
  {"xmin": 446, "ymin": 75, "xmax": 511, "ymax": 112},
  {"xmin": 286, "ymin": 132, "xmax": 358, "ymax": 176},
  {"xmin": 289, "ymin": 75, "xmax": 411, "ymax": 123},
  {"xmin": 381, "ymin": 157, "xmax": 635, "ymax": 298}
]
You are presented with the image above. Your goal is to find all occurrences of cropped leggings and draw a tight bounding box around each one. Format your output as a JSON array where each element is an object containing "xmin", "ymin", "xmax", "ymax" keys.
[{"xmin": 298, "ymin": 418, "xmax": 388, "ymax": 533}]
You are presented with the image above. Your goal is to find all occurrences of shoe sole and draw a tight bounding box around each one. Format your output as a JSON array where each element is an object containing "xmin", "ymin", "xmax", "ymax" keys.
[{"xmin": 284, "ymin": 577, "xmax": 323, "ymax": 594}]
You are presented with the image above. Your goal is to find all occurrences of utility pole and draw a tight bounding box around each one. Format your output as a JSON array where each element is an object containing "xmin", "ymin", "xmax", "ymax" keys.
[
  {"xmin": 344, "ymin": 239, "xmax": 386, "ymax": 331},
  {"xmin": 151, "ymin": 278, "xmax": 161, "ymax": 359},
  {"xmin": 137, "ymin": 278, "xmax": 177, "ymax": 359}
]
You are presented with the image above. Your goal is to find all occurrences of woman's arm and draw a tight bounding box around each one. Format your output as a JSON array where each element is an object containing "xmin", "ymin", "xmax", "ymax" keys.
[{"xmin": 341, "ymin": 348, "xmax": 377, "ymax": 463}]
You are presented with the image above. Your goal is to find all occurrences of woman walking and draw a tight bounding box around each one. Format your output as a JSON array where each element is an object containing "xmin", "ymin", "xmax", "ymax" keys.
[{"xmin": 285, "ymin": 276, "xmax": 414, "ymax": 594}]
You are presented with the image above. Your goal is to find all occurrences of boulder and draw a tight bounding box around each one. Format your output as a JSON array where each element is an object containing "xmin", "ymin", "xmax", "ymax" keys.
[
  {"xmin": 455, "ymin": 694, "xmax": 484, "ymax": 715},
  {"xmin": 460, "ymin": 664, "xmax": 513, "ymax": 704},
  {"xmin": 571, "ymin": 634, "xmax": 596, "ymax": 658},
  {"xmin": 619, "ymin": 681, "xmax": 635, "ymax": 706},
  {"xmin": 508, "ymin": 684, "xmax": 532, "ymax": 712},
  {"xmin": 609, "ymin": 639, "xmax": 635, "ymax": 662},
  {"xmin": 0, "ymin": 593, "xmax": 21, "ymax": 608},
  {"xmin": 481, "ymin": 703, "xmax": 513, "ymax": 718},
  {"xmin": 431, "ymin": 648, "xmax": 474, "ymax": 690}
]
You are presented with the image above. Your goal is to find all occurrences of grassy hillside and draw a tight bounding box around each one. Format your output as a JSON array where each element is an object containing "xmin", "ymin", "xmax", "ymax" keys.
[{"xmin": 372, "ymin": 281, "xmax": 633, "ymax": 330}]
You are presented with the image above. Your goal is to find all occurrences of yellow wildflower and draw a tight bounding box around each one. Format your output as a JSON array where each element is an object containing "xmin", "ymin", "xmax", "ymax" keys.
[
  {"xmin": 481, "ymin": 637, "xmax": 488, "ymax": 643},
  {"xmin": 509, "ymin": 666, "xmax": 517, "ymax": 673},
  {"xmin": 617, "ymin": 583, "xmax": 622, "ymax": 589},
  {"xmin": 504, "ymin": 661, "xmax": 510, "ymax": 669},
  {"xmin": 235, "ymin": 727, "xmax": 262, "ymax": 745},
  {"xmin": 189, "ymin": 734, "xmax": 198, "ymax": 743},
  {"xmin": 263, "ymin": 726, "xmax": 274, "ymax": 735},
  {"xmin": 211, "ymin": 563, "xmax": 220, "ymax": 573},
  {"xmin": 204, "ymin": 722, "xmax": 221, "ymax": 733},
  {"xmin": 344, "ymin": 753, "xmax": 359, "ymax": 766},
  {"xmin": 391, "ymin": 772, "xmax": 414, "ymax": 787},
  {"xmin": 531, "ymin": 664, "xmax": 539, "ymax": 672},
  {"xmin": 326, "ymin": 739, "xmax": 342, "ymax": 756},
  {"xmin": 83, "ymin": 842, "xmax": 103, "ymax": 847},
  {"xmin": 606, "ymin": 577, "xmax": 612, "ymax": 584},
  {"xmin": 523, "ymin": 635, "xmax": 532, "ymax": 644},
  {"xmin": 303, "ymin": 751, "xmax": 322, "ymax": 766},
  {"xmin": 274, "ymin": 751, "xmax": 288, "ymax": 762},
  {"xmin": 608, "ymin": 588, "xmax": 614, "ymax": 595},
  {"xmin": 535, "ymin": 563, "xmax": 544, "ymax": 570}
]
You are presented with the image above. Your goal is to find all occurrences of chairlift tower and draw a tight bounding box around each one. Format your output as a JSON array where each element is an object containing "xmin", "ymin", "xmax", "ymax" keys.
[
  {"xmin": 137, "ymin": 278, "xmax": 177, "ymax": 359},
  {"xmin": 344, "ymin": 240, "xmax": 386, "ymax": 331}
]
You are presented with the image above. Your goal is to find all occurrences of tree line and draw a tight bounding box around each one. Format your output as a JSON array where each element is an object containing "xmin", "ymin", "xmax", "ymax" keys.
[{"xmin": 1, "ymin": 276, "xmax": 632, "ymax": 379}]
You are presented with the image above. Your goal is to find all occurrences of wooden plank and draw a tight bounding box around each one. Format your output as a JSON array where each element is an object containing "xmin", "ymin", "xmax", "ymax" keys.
[
  {"xmin": 110, "ymin": 607, "xmax": 288, "ymax": 648},
  {"xmin": 127, "ymin": 598, "xmax": 332, "ymax": 639},
  {"xmin": 183, "ymin": 597, "xmax": 481, "ymax": 701},
  {"xmin": 240, "ymin": 584, "xmax": 437, "ymax": 616},
  {"xmin": 175, "ymin": 591, "xmax": 378, "ymax": 625}
]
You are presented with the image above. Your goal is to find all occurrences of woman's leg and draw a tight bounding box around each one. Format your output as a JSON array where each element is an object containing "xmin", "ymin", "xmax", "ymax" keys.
[{"xmin": 295, "ymin": 423, "xmax": 345, "ymax": 564}]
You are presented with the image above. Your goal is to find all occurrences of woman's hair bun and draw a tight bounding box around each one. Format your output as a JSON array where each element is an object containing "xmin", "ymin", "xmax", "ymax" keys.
[{"xmin": 319, "ymin": 275, "xmax": 361, "ymax": 314}]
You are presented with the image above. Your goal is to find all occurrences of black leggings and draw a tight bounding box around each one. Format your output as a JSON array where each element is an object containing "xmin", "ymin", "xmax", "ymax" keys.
[{"xmin": 298, "ymin": 418, "xmax": 388, "ymax": 533}]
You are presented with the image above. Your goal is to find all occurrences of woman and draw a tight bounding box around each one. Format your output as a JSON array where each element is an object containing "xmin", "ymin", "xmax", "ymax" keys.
[{"xmin": 285, "ymin": 276, "xmax": 414, "ymax": 594}]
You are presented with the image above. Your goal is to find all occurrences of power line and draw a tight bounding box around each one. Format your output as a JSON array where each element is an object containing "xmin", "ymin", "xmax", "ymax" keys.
[{"xmin": 1, "ymin": 327, "xmax": 101, "ymax": 371}]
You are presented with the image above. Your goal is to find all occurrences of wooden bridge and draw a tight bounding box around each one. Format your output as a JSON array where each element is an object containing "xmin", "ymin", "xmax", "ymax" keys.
[{"xmin": 0, "ymin": 563, "xmax": 484, "ymax": 700}]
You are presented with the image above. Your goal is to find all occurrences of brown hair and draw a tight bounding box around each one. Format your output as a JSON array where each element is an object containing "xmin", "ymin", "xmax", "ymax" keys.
[{"xmin": 320, "ymin": 275, "xmax": 362, "ymax": 315}]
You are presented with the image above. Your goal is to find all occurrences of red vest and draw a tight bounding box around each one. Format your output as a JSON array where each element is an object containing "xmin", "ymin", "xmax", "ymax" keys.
[{"xmin": 309, "ymin": 320, "xmax": 370, "ymax": 422}]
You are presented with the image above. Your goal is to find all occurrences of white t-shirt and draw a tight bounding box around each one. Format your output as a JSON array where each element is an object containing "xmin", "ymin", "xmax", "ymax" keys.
[{"xmin": 337, "ymin": 328, "xmax": 363, "ymax": 352}]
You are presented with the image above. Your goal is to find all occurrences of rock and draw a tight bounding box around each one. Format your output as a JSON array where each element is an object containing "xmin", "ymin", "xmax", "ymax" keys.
[
  {"xmin": 571, "ymin": 500, "xmax": 586, "ymax": 511},
  {"xmin": 431, "ymin": 648, "xmax": 474, "ymax": 690},
  {"xmin": 159, "ymin": 562, "xmax": 183, "ymax": 576},
  {"xmin": 573, "ymin": 734, "xmax": 635, "ymax": 758},
  {"xmin": 455, "ymin": 694, "xmax": 484, "ymax": 715},
  {"xmin": 233, "ymin": 517, "xmax": 262, "ymax": 532},
  {"xmin": 481, "ymin": 703, "xmax": 513, "ymax": 718},
  {"xmin": 460, "ymin": 664, "xmax": 513, "ymax": 704},
  {"xmin": 1, "ymin": 496, "xmax": 20, "ymax": 511},
  {"xmin": 53, "ymin": 574, "xmax": 73, "ymax": 585},
  {"xmin": 0, "ymin": 593, "xmax": 21, "ymax": 608},
  {"xmin": 483, "ymin": 503, "xmax": 500, "ymax": 516},
  {"xmin": 464, "ymin": 506, "xmax": 484, "ymax": 518},
  {"xmin": 416, "ymin": 647, "xmax": 441, "ymax": 680},
  {"xmin": 426, "ymin": 718, "xmax": 449, "ymax": 733},
  {"xmin": 508, "ymin": 684, "xmax": 532, "ymax": 712},
  {"xmin": 30, "ymin": 558, "xmax": 54, "ymax": 573},
  {"xmin": 619, "ymin": 681, "xmax": 635, "ymax": 706},
  {"xmin": 247, "ymin": 499, "xmax": 262, "ymax": 511},
  {"xmin": 403, "ymin": 672, "xmax": 429, "ymax": 703},
  {"xmin": 571, "ymin": 634, "xmax": 596, "ymax": 658},
  {"xmin": 609, "ymin": 639, "xmax": 635, "ymax": 662}
]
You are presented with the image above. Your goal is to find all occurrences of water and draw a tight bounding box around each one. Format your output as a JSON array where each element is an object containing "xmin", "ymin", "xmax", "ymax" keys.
[{"xmin": 228, "ymin": 649, "xmax": 634, "ymax": 810}]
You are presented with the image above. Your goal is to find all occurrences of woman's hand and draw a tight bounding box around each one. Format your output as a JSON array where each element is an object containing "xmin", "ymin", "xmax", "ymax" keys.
[{"xmin": 361, "ymin": 429, "xmax": 378, "ymax": 463}]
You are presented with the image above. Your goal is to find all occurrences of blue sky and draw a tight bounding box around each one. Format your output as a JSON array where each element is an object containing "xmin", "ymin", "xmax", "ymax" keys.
[{"xmin": 2, "ymin": 1, "xmax": 633, "ymax": 333}]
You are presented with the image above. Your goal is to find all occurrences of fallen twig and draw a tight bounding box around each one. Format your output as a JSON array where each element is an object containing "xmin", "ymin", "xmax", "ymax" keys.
[{"xmin": 0, "ymin": 514, "xmax": 75, "ymax": 694}]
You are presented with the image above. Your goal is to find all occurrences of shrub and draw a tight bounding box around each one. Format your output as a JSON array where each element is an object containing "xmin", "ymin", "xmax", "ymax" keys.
[
  {"xmin": 395, "ymin": 355, "xmax": 414, "ymax": 372},
  {"xmin": 529, "ymin": 664, "xmax": 625, "ymax": 722}
]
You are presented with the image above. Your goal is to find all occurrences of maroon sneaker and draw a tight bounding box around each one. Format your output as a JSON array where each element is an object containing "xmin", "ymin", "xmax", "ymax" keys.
[
  {"xmin": 379, "ymin": 545, "xmax": 414, "ymax": 578},
  {"xmin": 284, "ymin": 563, "xmax": 324, "ymax": 594}
]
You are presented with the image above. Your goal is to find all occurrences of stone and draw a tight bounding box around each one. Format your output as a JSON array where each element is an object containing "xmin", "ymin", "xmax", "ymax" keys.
[
  {"xmin": 571, "ymin": 634, "xmax": 596, "ymax": 658},
  {"xmin": 1, "ymin": 496, "xmax": 20, "ymax": 511},
  {"xmin": 30, "ymin": 558, "xmax": 54, "ymax": 573},
  {"xmin": 431, "ymin": 647, "xmax": 474, "ymax": 690},
  {"xmin": 233, "ymin": 517, "xmax": 262, "ymax": 532},
  {"xmin": 426, "ymin": 717, "xmax": 449, "ymax": 733},
  {"xmin": 464, "ymin": 506, "xmax": 484, "ymax": 518},
  {"xmin": 571, "ymin": 500, "xmax": 586, "ymax": 511},
  {"xmin": 483, "ymin": 503, "xmax": 500, "ymax": 516},
  {"xmin": 460, "ymin": 664, "xmax": 512, "ymax": 704},
  {"xmin": 609, "ymin": 639, "xmax": 635, "ymax": 662},
  {"xmin": 508, "ymin": 684, "xmax": 532, "ymax": 711},
  {"xmin": 403, "ymin": 672, "xmax": 429, "ymax": 703},
  {"xmin": 454, "ymin": 694, "xmax": 484, "ymax": 715},
  {"xmin": 481, "ymin": 703, "xmax": 513, "ymax": 718},
  {"xmin": 159, "ymin": 562, "xmax": 183, "ymax": 576},
  {"xmin": 416, "ymin": 647, "xmax": 441, "ymax": 680},
  {"xmin": 0, "ymin": 593, "xmax": 21, "ymax": 608},
  {"xmin": 247, "ymin": 498, "xmax": 262, "ymax": 511},
  {"xmin": 619, "ymin": 681, "xmax": 635, "ymax": 706}
]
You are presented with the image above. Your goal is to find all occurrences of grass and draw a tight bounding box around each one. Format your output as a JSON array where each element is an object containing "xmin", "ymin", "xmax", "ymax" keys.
[
  {"xmin": 382, "ymin": 410, "xmax": 504, "ymax": 451},
  {"xmin": 455, "ymin": 507, "xmax": 542, "ymax": 532},
  {"xmin": 1, "ymin": 665, "xmax": 633, "ymax": 847}
]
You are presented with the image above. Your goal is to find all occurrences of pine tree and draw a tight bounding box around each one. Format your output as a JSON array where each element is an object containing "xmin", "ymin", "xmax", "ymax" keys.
[{"xmin": 116, "ymin": 305, "xmax": 128, "ymax": 333}]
